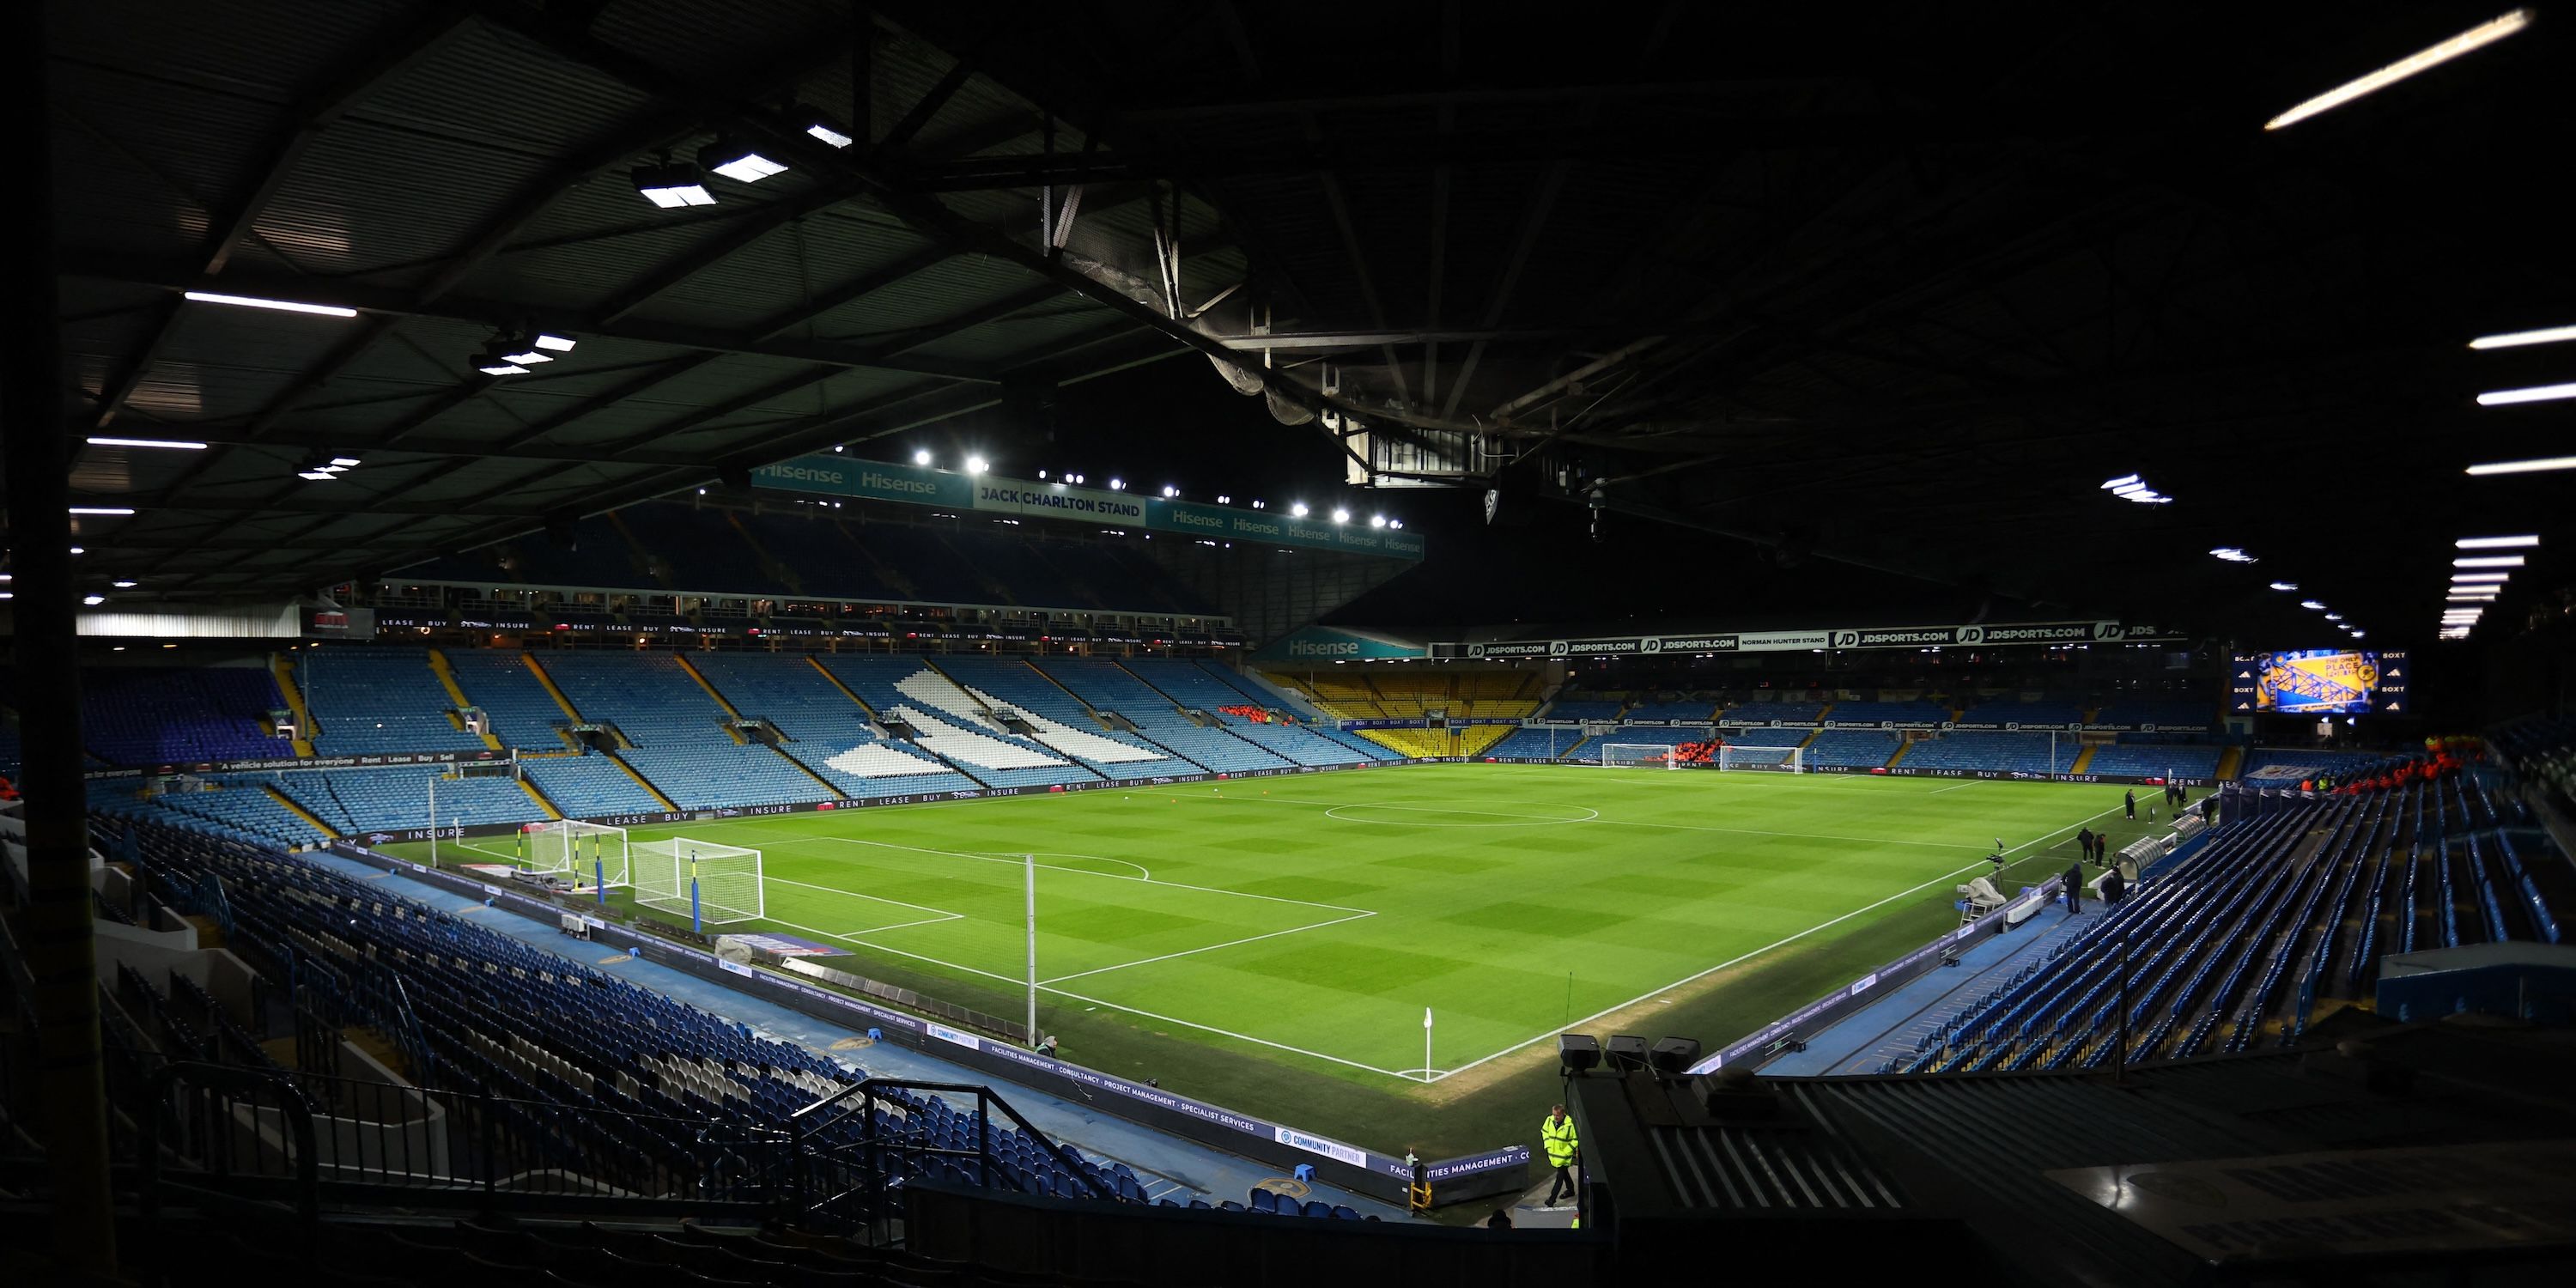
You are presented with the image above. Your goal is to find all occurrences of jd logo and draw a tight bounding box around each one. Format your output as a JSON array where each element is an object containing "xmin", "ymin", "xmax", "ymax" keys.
[
  {"xmin": 2094, "ymin": 622, "xmax": 2128, "ymax": 640},
  {"xmin": 1831, "ymin": 630, "xmax": 1859, "ymax": 648},
  {"xmin": 1548, "ymin": 640, "xmax": 1569, "ymax": 656},
  {"xmin": 1957, "ymin": 625, "xmax": 1985, "ymax": 645},
  {"xmin": 1642, "ymin": 638, "xmax": 1663, "ymax": 653},
  {"xmin": 1466, "ymin": 643, "xmax": 1485, "ymax": 658}
]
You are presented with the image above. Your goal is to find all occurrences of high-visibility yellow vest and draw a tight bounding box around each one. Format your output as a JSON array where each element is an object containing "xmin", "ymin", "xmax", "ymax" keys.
[{"xmin": 1540, "ymin": 1114, "xmax": 1578, "ymax": 1166}]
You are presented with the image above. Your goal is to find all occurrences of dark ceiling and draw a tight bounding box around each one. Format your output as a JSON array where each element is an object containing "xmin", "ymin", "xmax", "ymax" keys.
[{"xmin": 23, "ymin": 0, "xmax": 2575, "ymax": 648}]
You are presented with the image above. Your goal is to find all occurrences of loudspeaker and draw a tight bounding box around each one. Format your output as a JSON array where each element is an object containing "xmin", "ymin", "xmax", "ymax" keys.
[
  {"xmin": 1649, "ymin": 1036, "xmax": 1702, "ymax": 1075},
  {"xmin": 1557, "ymin": 1033, "xmax": 1601, "ymax": 1073},
  {"xmin": 1606, "ymin": 1035, "xmax": 1649, "ymax": 1073}
]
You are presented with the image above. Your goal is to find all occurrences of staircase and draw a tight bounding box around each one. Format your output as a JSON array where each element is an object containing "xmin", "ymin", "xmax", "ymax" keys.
[
  {"xmin": 269, "ymin": 653, "xmax": 317, "ymax": 756},
  {"xmin": 521, "ymin": 653, "xmax": 586, "ymax": 723},
  {"xmin": 2070, "ymin": 744, "xmax": 2098, "ymax": 774},
  {"xmin": 427, "ymin": 648, "xmax": 503, "ymax": 750},
  {"xmin": 2217, "ymin": 746, "xmax": 2245, "ymax": 780},
  {"xmin": 263, "ymin": 786, "xmax": 337, "ymax": 838}
]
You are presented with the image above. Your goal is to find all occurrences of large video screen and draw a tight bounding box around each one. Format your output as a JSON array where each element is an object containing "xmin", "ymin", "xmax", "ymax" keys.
[{"xmin": 2230, "ymin": 649, "xmax": 2410, "ymax": 716}]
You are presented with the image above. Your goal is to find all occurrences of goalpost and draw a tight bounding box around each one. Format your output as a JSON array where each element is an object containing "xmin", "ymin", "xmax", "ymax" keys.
[
  {"xmin": 522, "ymin": 819, "xmax": 630, "ymax": 889},
  {"xmin": 1717, "ymin": 744, "xmax": 1803, "ymax": 774},
  {"xmin": 1599, "ymin": 742, "xmax": 1803, "ymax": 772},
  {"xmin": 635, "ymin": 838, "xmax": 764, "ymax": 931}
]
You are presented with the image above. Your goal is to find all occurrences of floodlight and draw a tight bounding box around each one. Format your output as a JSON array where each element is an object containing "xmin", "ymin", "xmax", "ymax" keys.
[
  {"xmin": 1649, "ymin": 1036, "xmax": 1703, "ymax": 1076},
  {"xmin": 86, "ymin": 437, "xmax": 206, "ymax": 449},
  {"xmin": 329, "ymin": 457, "xmax": 361, "ymax": 468},
  {"xmin": 112, "ymin": 580, "xmax": 137, "ymax": 588},
  {"xmin": 700, "ymin": 138, "xmax": 787, "ymax": 183},
  {"xmin": 2300, "ymin": 600, "xmax": 2327, "ymax": 610},
  {"xmin": 2324, "ymin": 613, "xmax": 2342, "ymax": 621},
  {"xmin": 532, "ymin": 333, "xmax": 577, "ymax": 352},
  {"xmin": 2269, "ymin": 581, "xmax": 2299, "ymax": 591},
  {"xmin": 2263, "ymin": 9, "xmax": 2533, "ymax": 131},
  {"xmin": 1389, "ymin": 519, "xmax": 1404, "ymax": 530},
  {"xmin": 83, "ymin": 595, "xmax": 106, "ymax": 606},
  {"xmin": 2470, "ymin": 323, "xmax": 2576, "ymax": 349},
  {"xmin": 1290, "ymin": 502, "xmax": 1309, "ymax": 517},
  {"xmin": 181, "ymin": 291, "xmax": 356, "ymax": 318},
  {"xmin": 913, "ymin": 448, "xmax": 933, "ymax": 465},
  {"xmin": 1370, "ymin": 514, "xmax": 1388, "ymax": 528},
  {"xmin": 632, "ymin": 161, "xmax": 714, "ymax": 208},
  {"xmin": 1216, "ymin": 495, "xmax": 1230, "ymax": 504},
  {"xmin": 965, "ymin": 455, "xmax": 988, "ymax": 476},
  {"xmin": 2457, "ymin": 535, "xmax": 2539, "ymax": 548},
  {"xmin": 1108, "ymin": 478, "xmax": 1126, "ymax": 490},
  {"xmin": 1162, "ymin": 485, "xmax": 1178, "ymax": 498},
  {"xmin": 70, "ymin": 507, "xmax": 134, "ymax": 515},
  {"xmin": 1331, "ymin": 508, "xmax": 1350, "ymax": 524}
]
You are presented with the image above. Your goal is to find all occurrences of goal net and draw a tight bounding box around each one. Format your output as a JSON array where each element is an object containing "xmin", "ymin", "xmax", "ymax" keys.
[
  {"xmin": 523, "ymin": 819, "xmax": 629, "ymax": 887},
  {"xmin": 1717, "ymin": 744, "xmax": 1803, "ymax": 773},
  {"xmin": 635, "ymin": 838, "xmax": 764, "ymax": 927},
  {"xmin": 1601, "ymin": 743, "xmax": 1694, "ymax": 769}
]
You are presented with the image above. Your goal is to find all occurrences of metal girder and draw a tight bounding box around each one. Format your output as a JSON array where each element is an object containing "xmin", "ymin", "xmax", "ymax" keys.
[
  {"xmin": 70, "ymin": 491, "xmax": 542, "ymax": 518},
  {"xmin": 88, "ymin": 8, "xmax": 474, "ymax": 431},
  {"xmin": 598, "ymin": 177, "xmax": 872, "ymax": 324}
]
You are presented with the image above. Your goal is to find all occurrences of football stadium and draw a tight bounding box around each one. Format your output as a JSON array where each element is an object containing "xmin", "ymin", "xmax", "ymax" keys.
[{"xmin": 8, "ymin": 3, "xmax": 2576, "ymax": 1284}]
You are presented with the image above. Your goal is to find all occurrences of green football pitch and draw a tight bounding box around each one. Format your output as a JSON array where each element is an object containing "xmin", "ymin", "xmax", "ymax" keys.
[{"xmin": 393, "ymin": 763, "xmax": 2161, "ymax": 1153}]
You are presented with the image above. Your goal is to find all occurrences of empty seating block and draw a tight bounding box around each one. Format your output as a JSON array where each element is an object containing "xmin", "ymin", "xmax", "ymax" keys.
[
  {"xmin": 523, "ymin": 755, "xmax": 666, "ymax": 817},
  {"xmin": 1822, "ymin": 700, "xmax": 1950, "ymax": 726},
  {"xmin": 1030, "ymin": 659, "xmax": 1291, "ymax": 774},
  {"xmin": 817, "ymin": 656, "xmax": 1100, "ymax": 788},
  {"xmin": 1120, "ymin": 660, "xmax": 1371, "ymax": 767},
  {"xmin": 83, "ymin": 666, "xmax": 285, "ymax": 766},
  {"xmin": 1484, "ymin": 726, "xmax": 1588, "ymax": 759},
  {"xmin": 1542, "ymin": 698, "xmax": 1625, "ymax": 721},
  {"xmin": 1954, "ymin": 701, "xmax": 2086, "ymax": 727},
  {"xmin": 2086, "ymin": 744, "xmax": 2222, "ymax": 778},
  {"xmin": 275, "ymin": 767, "xmax": 545, "ymax": 834},
  {"xmin": 1807, "ymin": 730, "xmax": 1900, "ymax": 768},
  {"xmin": 1721, "ymin": 700, "xmax": 1829, "ymax": 726},
  {"xmin": 933, "ymin": 657, "xmax": 1205, "ymax": 778},
  {"xmin": 1904, "ymin": 732, "xmax": 2080, "ymax": 774},
  {"xmin": 1624, "ymin": 699, "xmax": 1718, "ymax": 723},
  {"xmin": 300, "ymin": 647, "xmax": 488, "ymax": 755},
  {"xmin": 2095, "ymin": 700, "xmax": 2216, "ymax": 730},
  {"xmin": 688, "ymin": 653, "xmax": 978, "ymax": 799},
  {"xmin": 443, "ymin": 651, "xmax": 574, "ymax": 751}
]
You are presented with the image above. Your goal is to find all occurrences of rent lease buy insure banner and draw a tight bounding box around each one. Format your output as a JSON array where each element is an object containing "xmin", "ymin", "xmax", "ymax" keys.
[{"xmin": 750, "ymin": 456, "xmax": 1425, "ymax": 562}]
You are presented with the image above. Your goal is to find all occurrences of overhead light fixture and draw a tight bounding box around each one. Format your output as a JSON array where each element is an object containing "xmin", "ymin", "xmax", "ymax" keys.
[
  {"xmin": 1290, "ymin": 501, "xmax": 1309, "ymax": 518},
  {"xmin": 299, "ymin": 471, "xmax": 336, "ymax": 481},
  {"xmin": 1369, "ymin": 513, "xmax": 1388, "ymax": 528},
  {"xmin": 2456, "ymin": 555, "xmax": 2526, "ymax": 568},
  {"xmin": 2300, "ymin": 600, "xmax": 2328, "ymax": 611},
  {"xmin": 700, "ymin": 138, "xmax": 787, "ymax": 183},
  {"xmin": 2210, "ymin": 547, "xmax": 2257, "ymax": 562},
  {"xmin": 1332, "ymin": 508, "xmax": 1351, "ymax": 524},
  {"xmin": 2263, "ymin": 9, "xmax": 2534, "ymax": 131},
  {"xmin": 1389, "ymin": 519, "xmax": 1404, "ymax": 530},
  {"xmin": 86, "ymin": 436, "xmax": 206, "ymax": 450},
  {"xmin": 805, "ymin": 115, "xmax": 855, "ymax": 149},
  {"xmin": 2470, "ymin": 323, "xmax": 2576, "ymax": 350},
  {"xmin": 912, "ymin": 448, "xmax": 933, "ymax": 465},
  {"xmin": 70, "ymin": 507, "xmax": 135, "ymax": 515},
  {"xmin": 2100, "ymin": 474, "xmax": 2142, "ymax": 489},
  {"xmin": 2350, "ymin": 630, "xmax": 2366, "ymax": 639},
  {"xmin": 500, "ymin": 346, "xmax": 553, "ymax": 365},
  {"xmin": 632, "ymin": 161, "xmax": 714, "ymax": 208},
  {"xmin": 1161, "ymin": 485, "xmax": 1178, "ymax": 498},
  {"xmin": 2457, "ymin": 535, "xmax": 2540, "ymax": 549},
  {"xmin": 2453, "ymin": 572, "xmax": 2510, "ymax": 582},
  {"xmin": 2468, "ymin": 456, "xmax": 2576, "ymax": 476},
  {"xmin": 965, "ymin": 455, "xmax": 988, "ymax": 476},
  {"xmin": 474, "ymin": 349, "xmax": 528, "ymax": 375},
  {"xmin": 181, "ymin": 290, "xmax": 357, "ymax": 318},
  {"xmin": 82, "ymin": 594, "xmax": 106, "ymax": 606},
  {"xmin": 2269, "ymin": 581, "xmax": 2300, "ymax": 591},
  {"xmin": 329, "ymin": 457, "xmax": 360, "ymax": 468},
  {"xmin": 1216, "ymin": 495, "xmax": 1230, "ymax": 504},
  {"xmin": 112, "ymin": 580, "xmax": 137, "ymax": 588},
  {"xmin": 1108, "ymin": 478, "xmax": 1126, "ymax": 491},
  {"xmin": 2324, "ymin": 613, "xmax": 2343, "ymax": 621},
  {"xmin": 70, "ymin": 547, "xmax": 82, "ymax": 555},
  {"xmin": 532, "ymin": 333, "xmax": 576, "ymax": 352},
  {"xmin": 2479, "ymin": 382, "xmax": 2576, "ymax": 407}
]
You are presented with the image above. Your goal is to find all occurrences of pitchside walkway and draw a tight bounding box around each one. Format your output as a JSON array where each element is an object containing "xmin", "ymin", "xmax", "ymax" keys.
[
  {"xmin": 1759, "ymin": 900, "xmax": 2091, "ymax": 1076},
  {"xmin": 301, "ymin": 852, "xmax": 1411, "ymax": 1221}
]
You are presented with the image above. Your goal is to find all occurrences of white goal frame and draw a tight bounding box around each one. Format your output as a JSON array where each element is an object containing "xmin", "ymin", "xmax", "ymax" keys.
[
  {"xmin": 523, "ymin": 819, "xmax": 630, "ymax": 887},
  {"xmin": 635, "ymin": 838, "xmax": 765, "ymax": 928},
  {"xmin": 1718, "ymin": 744, "xmax": 1803, "ymax": 774},
  {"xmin": 1601, "ymin": 743, "xmax": 1695, "ymax": 769}
]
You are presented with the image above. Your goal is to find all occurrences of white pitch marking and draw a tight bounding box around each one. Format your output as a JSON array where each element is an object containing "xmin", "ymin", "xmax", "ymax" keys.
[
  {"xmin": 1929, "ymin": 782, "xmax": 1977, "ymax": 794},
  {"xmin": 1431, "ymin": 793, "xmax": 2148, "ymax": 1084},
  {"xmin": 761, "ymin": 875, "xmax": 966, "ymax": 936},
  {"xmin": 811, "ymin": 835, "xmax": 1372, "ymax": 915},
  {"xmin": 1040, "ymin": 909, "xmax": 1377, "ymax": 985},
  {"xmin": 1321, "ymin": 802, "xmax": 1598, "ymax": 827}
]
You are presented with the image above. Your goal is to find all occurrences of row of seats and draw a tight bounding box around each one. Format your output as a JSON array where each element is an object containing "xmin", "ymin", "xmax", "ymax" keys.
[
  {"xmin": 83, "ymin": 665, "xmax": 287, "ymax": 765},
  {"xmin": 301, "ymin": 647, "xmax": 489, "ymax": 755}
]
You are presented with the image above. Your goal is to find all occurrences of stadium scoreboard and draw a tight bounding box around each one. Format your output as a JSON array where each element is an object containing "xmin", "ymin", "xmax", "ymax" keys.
[{"xmin": 2230, "ymin": 649, "xmax": 2409, "ymax": 716}]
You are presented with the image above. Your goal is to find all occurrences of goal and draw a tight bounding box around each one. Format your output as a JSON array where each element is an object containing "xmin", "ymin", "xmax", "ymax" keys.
[
  {"xmin": 1716, "ymin": 744, "xmax": 1803, "ymax": 774},
  {"xmin": 635, "ymin": 838, "xmax": 764, "ymax": 928},
  {"xmin": 1601, "ymin": 743, "xmax": 1695, "ymax": 769},
  {"xmin": 523, "ymin": 819, "xmax": 629, "ymax": 888}
]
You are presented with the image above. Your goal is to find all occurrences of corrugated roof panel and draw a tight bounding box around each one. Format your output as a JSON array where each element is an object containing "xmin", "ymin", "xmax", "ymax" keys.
[
  {"xmin": 253, "ymin": 118, "xmax": 566, "ymax": 278},
  {"xmin": 50, "ymin": 63, "xmax": 296, "ymax": 261},
  {"xmin": 906, "ymin": 305, "xmax": 1134, "ymax": 367},
  {"xmin": 590, "ymin": 0, "xmax": 848, "ymax": 76},
  {"xmin": 360, "ymin": 22, "xmax": 657, "ymax": 161},
  {"xmin": 806, "ymin": 254, "xmax": 1060, "ymax": 342},
  {"xmin": 50, "ymin": 0, "xmax": 402, "ymax": 98}
]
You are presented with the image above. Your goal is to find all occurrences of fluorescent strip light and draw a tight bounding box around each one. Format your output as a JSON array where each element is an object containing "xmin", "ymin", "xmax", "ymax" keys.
[
  {"xmin": 298, "ymin": 471, "xmax": 336, "ymax": 481},
  {"xmin": 806, "ymin": 123, "xmax": 854, "ymax": 149},
  {"xmin": 705, "ymin": 149, "xmax": 787, "ymax": 183},
  {"xmin": 532, "ymin": 334, "xmax": 576, "ymax": 352},
  {"xmin": 2446, "ymin": 593, "xmax": 2496, "ymax": 601},
  {"xmin": 501, "ymin": 349, "xmax": 553, "ymax": 365},
  {"xmin": 2455, "ymin": 555, "xmax": 2525, "ymax": 568},
  {"xmin": 330, "ymin": 457, "xmax": 361, "ymax": 468},
  {"xmin": 2468, "ymin": 456, "xmax": 2576, "ymax": 476},
  {"xmin": 2477, "ymin": 381, "xmax": 2576, "ymax": 407},
  {"xmin": 2453, "ymin": 574, "xmax": 2510, "ymax": 584},
  {"xmin": 2100, "ymin": 475, "xmax": 2142, "ymax": 489},
  {"xmin": 113, "ymin": 580, "xmax": 137, "ymax": 588},
  {"xmin": 86, "ymin": 436, "xmax": 206, "ymax": 450},
  {"xmin": 2300, "ymin": 600, "xmax": 2327, "ymax": 610},
  {"xmin": 182, "ymin": 290, "xmax": 358, "ymax": 318},
  {"xmin": 2269, "ymin": 581, "xmax": 2299, "ymax": 591},
  {"xmin": 83, "ymin": 595, "xmax": 106, "ymax": 606},
  {"xmin": 2457, "ymin": 535, "xmax": 2539, "ymax": 549},
  {"xmin": 477, "ymin": 362, "xmax": 529, "ymax": 375},
  {"xmin": 2470, "ymin": 323, "xmax": 2576, "ymax": 350},
  {"xmin": 70, "ymin": 507, "xmax": 135, "ymax": 515},
  {"xmin": 2263, "ymin": 9, "xmax": 2534, "ymax": 131},
  {"xmin": 2324, "ymin": 613, "xmax": 2343, "ymax": 621}
]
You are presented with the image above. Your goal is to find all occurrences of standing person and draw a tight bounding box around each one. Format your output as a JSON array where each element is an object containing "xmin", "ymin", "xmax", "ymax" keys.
[
  {"xmin": 2103, "ymin": 866, "xmax": 2127, "ymax": 907},
  {"xmin": 2124, "ymin": 788, "xmax": 2138, "ymax": 819},
  {"xmin": 2063, "ymin": 862, "xmax": 2085, "ymax": 914},
  {"xmin": 1540, "ymin": 1104, "xmax": 1580, "ymax": 1207},
  {"xmin": 2076, "ymin": 829, "xmax": 2095, "ymax": 869}
]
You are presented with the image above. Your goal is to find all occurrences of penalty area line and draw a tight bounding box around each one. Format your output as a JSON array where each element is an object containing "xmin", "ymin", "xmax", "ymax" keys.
[
  {"xmin": 1040, "ymin": 909, "xmax": 1377, "ymax": 985},
  {"xmin": 1431, "ymin": 795, "xmax": 2143, "ymax": 1084}
]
